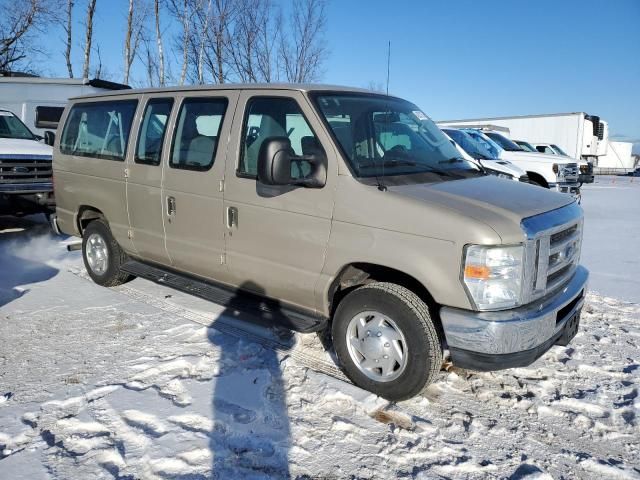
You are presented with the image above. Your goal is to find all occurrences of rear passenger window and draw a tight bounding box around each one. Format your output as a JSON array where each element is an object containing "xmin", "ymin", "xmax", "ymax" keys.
[
  {"xmin": 170, "ymin": 97, "xmax": 228, "ymax": 171},
  {"xmin": 136, "ymin": 98, "xmax": 173, "ymax": 165},
  {"xmin": 60, "ymin": 100, "xmax": 138, "ymax": 161},
  {"xmin": 239, "ymin": 97, "xmax": 322, "ymax": 178}
]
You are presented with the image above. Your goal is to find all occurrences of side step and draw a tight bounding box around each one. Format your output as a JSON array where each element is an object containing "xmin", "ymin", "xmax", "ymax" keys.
[{"xmin": 120, "ymin": 260, "xmax": 327, "ymax": 334}]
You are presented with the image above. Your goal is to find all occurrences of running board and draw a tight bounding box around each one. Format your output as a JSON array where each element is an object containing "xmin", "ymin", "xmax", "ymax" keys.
[{"xmin": 120, "ymin": 260, "xmax": 327, "ymax": 334}]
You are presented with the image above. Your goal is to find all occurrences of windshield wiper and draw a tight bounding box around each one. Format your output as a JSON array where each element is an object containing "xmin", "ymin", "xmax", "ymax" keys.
[
  {"xmin": 360, "ymin": 159, "xmax": 417, "ymax": 169},
  {"xmin": 438, "ymin": 157, "xmax": 467, "ymax": 164}
]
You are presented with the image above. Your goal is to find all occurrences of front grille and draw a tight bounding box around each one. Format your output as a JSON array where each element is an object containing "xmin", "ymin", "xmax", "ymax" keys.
[
  {"xmin": 0, "ymin": 156, "xmax": 52, "ymax": 184},
  {"xmin": 522, "ymin": 204, "xmax": 583, "ymax": 304},
  {"xmin": 559, "ymin": 163, "xmax": 579, "ymax": 182}
]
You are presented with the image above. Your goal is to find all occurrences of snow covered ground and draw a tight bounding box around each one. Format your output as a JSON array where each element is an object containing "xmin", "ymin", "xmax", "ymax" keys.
[{"xmin": 0, "ymin": 179, "xmax": 639, "ymax": 479}]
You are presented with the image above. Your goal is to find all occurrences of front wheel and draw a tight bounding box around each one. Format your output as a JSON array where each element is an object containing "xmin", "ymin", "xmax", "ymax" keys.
[
  {"xmin": 331, "ymin": 282, "xmax": 443, "ymax": 401},
  {"xmin": 82, "ymin": 219, "xmax": 133, "ymax": 287}
]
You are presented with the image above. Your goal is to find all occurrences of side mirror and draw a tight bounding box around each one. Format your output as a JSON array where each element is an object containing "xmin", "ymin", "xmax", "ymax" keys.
[
  {"xmin": 44, "ymin": 131, "xmax": 56, "ymax": 146},
  {"xmin": 257, "ymin": 137, "xmax": 327, "ymax": 188},
  {"xmin": 257, "ymin": 137, "xmax": 295, "ymax": 185}
]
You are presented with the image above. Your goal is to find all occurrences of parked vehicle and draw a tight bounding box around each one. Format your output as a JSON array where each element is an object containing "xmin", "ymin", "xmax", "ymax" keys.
[
  {"xmin": 0, "ymin": 74, "xmax": 129, "ymax": 136},
  {"xmin": 442, "ymin": 128, "xmax": 528, "ymax": 182},
  {"xmin": 51, "ymin": 85, "xmax": 588, "ymax": 400},
  {"xmin": 626, "ymin": 167, "xmax": 640, "ymax": 177},
  {"xmin": 450, "ymin": 127, "xmax": 582, "ymax": 197},
  {"xmin": 514, "ymin": 140, "xmax": 537, "ymax": 152},
  {"xmin": 0, "ymin": 109, "xmax": 54, "ymax": 216},
  {"xmin": 533, "ymin": 143, "xmax": 570, "ymax": 156},
  {"xmin": 439, "ymin": 112, "xmax": 607, "ymax": 163}
]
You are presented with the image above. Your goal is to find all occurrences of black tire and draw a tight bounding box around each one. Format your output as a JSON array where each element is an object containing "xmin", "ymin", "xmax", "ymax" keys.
[
  {"xmin": 331, "ymin": 282, "xmax": 442, "ymax": 401},
  {"xmin": 82, "ymin": 219, "xmax": 133, "ymax": 287}
]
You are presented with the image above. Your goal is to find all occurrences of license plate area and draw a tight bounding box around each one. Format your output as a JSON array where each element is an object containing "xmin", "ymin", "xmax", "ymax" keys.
[{"xmin": 555, "ymin": 310, "xmax": 581, "ymax": 346}]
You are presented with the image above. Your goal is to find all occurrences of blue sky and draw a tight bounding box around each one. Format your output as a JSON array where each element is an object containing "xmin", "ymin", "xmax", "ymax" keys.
[{"xmin": 44, "ymin": 0, "xmax": 640, "ymax": 150}]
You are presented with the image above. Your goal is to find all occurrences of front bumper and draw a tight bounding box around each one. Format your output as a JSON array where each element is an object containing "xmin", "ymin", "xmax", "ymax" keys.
[
  {"xmin": 440, "ymin": 265, "xmax": 588, "ymax": 371},
  {"xmin": 578, "ymin": 174, "xmax": 594, "ymax": 184},
  {"xmin": 549, "ymin": 182, "xmax": 581, "ymax": 199},
  {"xmin": 0, "ymin": 182, "xmax": 53, "ymax": 194}
]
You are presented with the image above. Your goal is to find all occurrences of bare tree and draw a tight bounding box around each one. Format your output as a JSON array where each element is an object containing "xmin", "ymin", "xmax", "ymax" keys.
[
  {"xmin": 167, "ymin": 0, "xmax": 194, "ymax": 85},
  {"xmin": 279, "ymin": 0, "xmax": 327, "ymax": 83},
  {"xmin": 0, "ymin": 1, "xmax": 51, "ymax": 72},
  {"xmin": 63, "ymin": 0, "xmax": 74, "ymax": 77},
  {"xmin": 82, "ymin": 0, "xmax": 97, "ymax": 79},
  {"xmin": 154, "ymin": 0, "xmax": 165, "ymax": 86},
  {"xmin": 229, "ymin": 0, "xmax": 280, "ymax": 82},
  {"xmin": 123, "ymin": 0, "xmax": 147, "ymax": 85}
]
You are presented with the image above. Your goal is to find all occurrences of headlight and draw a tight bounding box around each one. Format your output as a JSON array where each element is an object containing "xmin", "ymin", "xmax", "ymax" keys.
[{"xmin": 462, "ymin": 245, "xmax": 524, "ymax": 310}]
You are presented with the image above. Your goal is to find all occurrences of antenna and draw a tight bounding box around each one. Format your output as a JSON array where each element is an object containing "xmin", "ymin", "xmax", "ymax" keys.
[{"xmin": 386, "ymin": 40, "xmax": 391, "ymax": 95}]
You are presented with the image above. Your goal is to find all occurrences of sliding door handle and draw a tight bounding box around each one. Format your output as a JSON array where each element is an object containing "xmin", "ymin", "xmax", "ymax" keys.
[
  {"xmin": 227, "ymin": 206, "xmax": 238, "ymax": 228},
  {"xmin": 166, "ymin": 196, "xmax": 176, "ymax": 216}
]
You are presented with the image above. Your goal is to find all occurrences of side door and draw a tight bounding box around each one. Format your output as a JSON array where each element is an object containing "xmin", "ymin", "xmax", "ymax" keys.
[
  {"xmin": 126, "ymin": 95, "xmax": 175, "ymax": 265},
  {"xmin": 223, "ymin": 91, "xmax": 335, "ymax": 312},
  {"xmin": 162, "ymin": 91, "xmax": 238, "ymax": 283}
]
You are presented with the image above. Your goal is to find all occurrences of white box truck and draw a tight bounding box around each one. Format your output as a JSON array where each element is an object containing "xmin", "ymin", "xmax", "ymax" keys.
[
  {"xmin": 438, "ymin": 112, "xmax": 608, "ymax": 165},
  {"xmin": 0, "ymin": 74, "xmax": 129, "ymax": 136}
]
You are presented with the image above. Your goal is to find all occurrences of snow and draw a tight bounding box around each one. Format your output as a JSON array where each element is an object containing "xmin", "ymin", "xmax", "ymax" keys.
[{"xmin": 1, "ymin": 180, "xmax": 639, "ymax": 479}]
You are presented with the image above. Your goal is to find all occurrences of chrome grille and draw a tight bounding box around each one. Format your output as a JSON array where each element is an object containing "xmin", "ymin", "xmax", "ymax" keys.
[
  {"xmin": 558, "ymin": 163, "xmax": 579, "ymax": 183},
  {"xmin": 0, "ymin": 156, "xmax": 53, "ymax": 184},
  {"xmin": 522, "ymin": 203, "xmax": 583, "ymax": 304}
]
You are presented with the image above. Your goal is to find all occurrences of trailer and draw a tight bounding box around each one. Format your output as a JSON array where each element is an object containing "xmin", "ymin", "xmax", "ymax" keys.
[
  {"xmin": 0, "ymin": 74, "xmax": 129, "ymax": 135},
  {"xmin": 596, "ymin": 141, "xmax": 634, "ymax": 172},
  {"xmin": 438, "ymin": 112, "xmax": 608, "ymax": 165}
]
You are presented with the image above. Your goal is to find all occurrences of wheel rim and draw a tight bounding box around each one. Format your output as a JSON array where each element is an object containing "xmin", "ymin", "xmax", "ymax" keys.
[
  {"xmin": 345, "ymin": 311, "xmax": 408, "ymax": 383},
  {"xmin": 85, "ymin": 233, "xmax": 109, "ymax": 275}
]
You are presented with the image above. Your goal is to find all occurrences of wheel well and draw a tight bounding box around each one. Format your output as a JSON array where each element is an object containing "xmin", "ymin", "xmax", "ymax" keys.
[
  {"xmin": 526, "ymin": 171, "xmax": 549, "ymax": 188},
  {"xmin": 77, "ymin": 206, "xmax": 106, "ymax": 233},
  {"xmin": 328, "ymin": 263, "xmax": 439, "ymax": 318}
]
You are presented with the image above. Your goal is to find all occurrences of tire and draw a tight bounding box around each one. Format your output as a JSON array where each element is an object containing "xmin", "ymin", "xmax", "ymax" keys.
[
  {"xmin": 331, "ymin": 282, "xmax": 443, "ymax": 401},
  {"xmin": 82, "ymin": 219, "xmax": 133, "ymax": 287}
]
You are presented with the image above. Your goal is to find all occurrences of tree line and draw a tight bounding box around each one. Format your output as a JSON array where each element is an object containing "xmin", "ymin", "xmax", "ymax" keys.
[{"xmin": 0, "ymin": 0, "xmax": 328, "ymax": 86}]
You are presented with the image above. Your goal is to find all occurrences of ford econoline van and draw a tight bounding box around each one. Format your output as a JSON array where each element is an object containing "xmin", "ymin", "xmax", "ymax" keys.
[{"xmin": 51, "ymin": 85, "xmax": 588, "ymax": 400}]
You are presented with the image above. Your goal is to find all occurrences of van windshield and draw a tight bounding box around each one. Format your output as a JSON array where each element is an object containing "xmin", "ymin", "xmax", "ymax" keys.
[
  {"xmin": 312, "ymin": 93, "xmax": 481, "ymax": 184},
  {"xmin": 443, "ymin": 128, "xmax": 495, "ymax": 160},
  {"xmin": 0, "ymin": 111, "xmax": 36, "ymax": 140}
]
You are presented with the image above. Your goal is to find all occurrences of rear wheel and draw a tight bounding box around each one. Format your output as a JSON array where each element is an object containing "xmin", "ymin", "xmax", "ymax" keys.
[
  {"xmin": 331, "ymin": 282, "xmax": 442, "ymax": 401},
  {"xmin": 82, "ymin": 219, "xmax": 133, "ymax": 287}
]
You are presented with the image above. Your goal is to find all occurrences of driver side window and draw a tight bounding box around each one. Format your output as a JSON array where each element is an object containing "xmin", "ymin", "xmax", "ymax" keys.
[{"xmin": 238, "ymin": 97, "xmax": 323, "ymax": 179}]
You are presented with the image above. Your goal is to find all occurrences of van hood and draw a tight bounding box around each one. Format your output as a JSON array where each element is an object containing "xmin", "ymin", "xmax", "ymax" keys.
[
  {"xmin": 0, "ymin": 138, "xmax": 53, "ymax": 158},
  {"xmin": 387, "ymin": 176, "xmax": 574, "ymax": 238}
]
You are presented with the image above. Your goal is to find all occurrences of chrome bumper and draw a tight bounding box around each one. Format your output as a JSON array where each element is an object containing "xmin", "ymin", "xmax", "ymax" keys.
[
  {"xmin": 440, "ymin": 265, "xmax": 588, "ymax": 369},
  {"xmin": 50, "ymin": 213, "xmax": 62, "ymax": 235}
]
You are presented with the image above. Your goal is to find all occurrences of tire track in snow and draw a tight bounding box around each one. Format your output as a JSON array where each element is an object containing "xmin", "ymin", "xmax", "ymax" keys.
[{"xmin": 69, "ymin": 268, "xmax": 349, "ymax": 383}]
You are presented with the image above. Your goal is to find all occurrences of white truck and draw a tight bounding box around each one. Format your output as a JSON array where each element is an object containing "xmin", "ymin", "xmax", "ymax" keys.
[
  {"xmin": 440, "ymin": 126, "xmax": 582, "ymax": 199},
  {"xmin": 438, "ymin": 112, "xmax": 608, "ymax": 165},
  {"xmin": 0, "ymin": 75, "xmax": 129, "ymax": 216},
  {"xmin": 0, "ymin": 74, "xmax": 129, "ymax": 136}
]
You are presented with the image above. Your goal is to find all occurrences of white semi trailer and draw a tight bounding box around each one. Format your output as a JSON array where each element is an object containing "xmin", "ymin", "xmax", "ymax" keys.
[
  {"xmin": 439, "ymin": 112, "xmax": 608, "ymax": 166},
  {"xmin": 0, "ymin": 75, "xmax": 129, "ymax": 135}
]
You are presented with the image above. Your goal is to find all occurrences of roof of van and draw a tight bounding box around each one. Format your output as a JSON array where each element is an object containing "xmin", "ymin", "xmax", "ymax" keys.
[{"xmin": 67, "ymin": 83, "xmax": 392, "ymax": 100}]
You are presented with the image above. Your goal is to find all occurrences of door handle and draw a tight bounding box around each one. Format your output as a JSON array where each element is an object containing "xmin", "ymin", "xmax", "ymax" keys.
[
  {"xmin": 167, "ymin": 196, "xmax": 176, "ymax": 216},
  {"xmin": 227, "ymin": 206, "xmax": 238, "ymax": 228}
]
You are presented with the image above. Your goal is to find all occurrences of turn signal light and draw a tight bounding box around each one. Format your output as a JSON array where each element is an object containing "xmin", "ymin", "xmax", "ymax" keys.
[{"xmin": 464, "ymin": 265, "xmax": 491, "ymax": 279}]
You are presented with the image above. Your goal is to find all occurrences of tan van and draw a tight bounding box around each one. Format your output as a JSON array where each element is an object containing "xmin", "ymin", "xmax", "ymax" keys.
[{"xmin": 51, "ymin": 85, "xmax": 588, "ymax": 400}]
